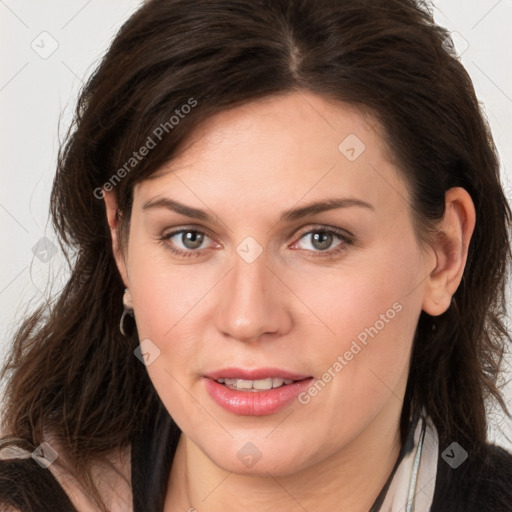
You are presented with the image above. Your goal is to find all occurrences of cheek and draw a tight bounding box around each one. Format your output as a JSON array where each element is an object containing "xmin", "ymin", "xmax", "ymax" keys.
[
  {"xmin": 289, "ymin": 227, "xmax": 423, "ymax": 350},
  {"xmin": 125, "ymin": 231, "xmax": 213, "ymax": 341},
  {"xmin": 291, "ymin": 233, "xmax": 423, "ymax": 429},
  {"xmin": 123, "ymin": 238, "xmax": 220, "ymax": 418},
  {"xmin": 125, "ymin": 250, "xmax": 216, "ymax": 434}
]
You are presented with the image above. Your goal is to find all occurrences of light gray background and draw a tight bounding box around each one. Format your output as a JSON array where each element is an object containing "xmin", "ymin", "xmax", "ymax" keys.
[{"xmin": 1, "ymin": 0, "xmax": 511, "ymax": 449}]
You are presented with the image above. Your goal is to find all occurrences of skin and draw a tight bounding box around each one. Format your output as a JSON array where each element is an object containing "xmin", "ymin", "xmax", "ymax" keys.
[{"xmin": 104, "ymin": 91, "xmax": 475, "ymax": 511}]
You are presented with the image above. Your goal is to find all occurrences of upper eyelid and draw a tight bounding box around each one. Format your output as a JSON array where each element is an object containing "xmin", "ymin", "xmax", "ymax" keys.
[{"xmin": 295, "ymin": 224, "xmax": 354, "ymax": 239}]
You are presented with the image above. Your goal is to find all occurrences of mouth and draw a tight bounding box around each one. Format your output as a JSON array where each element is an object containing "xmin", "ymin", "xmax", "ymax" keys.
[{"xmin": 203, "ymin": 368, "xmax": 313, "ymax": 416}]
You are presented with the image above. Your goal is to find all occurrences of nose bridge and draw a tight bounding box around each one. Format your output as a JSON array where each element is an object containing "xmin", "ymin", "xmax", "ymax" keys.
[{"xmin": 214, "ymin": 239, "xmax": 288, "ymax": 343}]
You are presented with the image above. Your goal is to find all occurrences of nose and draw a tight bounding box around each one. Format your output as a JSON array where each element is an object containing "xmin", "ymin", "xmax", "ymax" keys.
[{"xmin": 214, "ymin": 247, "xmax": 293, "ymax": 344}]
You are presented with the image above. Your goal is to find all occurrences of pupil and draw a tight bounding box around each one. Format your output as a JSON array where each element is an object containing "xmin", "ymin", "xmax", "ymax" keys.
[
  {"xmin": 312, "ymin": 232, "xmax": 332, "ymax": 250},
  {"xmin": 183, "ymin": 231, "xmax": 203, "ymax": 249}
]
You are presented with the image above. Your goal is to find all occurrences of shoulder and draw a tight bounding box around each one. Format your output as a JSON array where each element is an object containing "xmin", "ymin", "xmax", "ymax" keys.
[
  {"xmin": 0, "ymin": 436, "xmax": 133, "ymax": 512},
  {"xmin": 0, "ymin": 457, "xmax": 77, "ymax": 511},
  {"xmin": 432, "ymin": 442, "xmax": 512, "ymax": 512}
]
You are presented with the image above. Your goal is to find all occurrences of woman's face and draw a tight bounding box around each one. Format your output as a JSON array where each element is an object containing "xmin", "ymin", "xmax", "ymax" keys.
[{"xmin": 116, "ymin": 92, "xmax": 435, "ymax": 475}]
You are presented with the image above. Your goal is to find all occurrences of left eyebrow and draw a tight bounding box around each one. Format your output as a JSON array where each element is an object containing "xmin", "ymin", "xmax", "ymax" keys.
[
  {"xmin": 141, "ymin": 196, "xmax": 375, "ymax": 222},
  {"xmin": 279, "ymin": 197, "xmax": 375, "ymax": 222}
]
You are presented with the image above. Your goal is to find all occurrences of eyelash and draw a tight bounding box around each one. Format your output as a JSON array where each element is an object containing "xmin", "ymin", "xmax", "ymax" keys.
[{"xmin": 160, "ymin": 225, "xmax": 354, "ymax": 259}]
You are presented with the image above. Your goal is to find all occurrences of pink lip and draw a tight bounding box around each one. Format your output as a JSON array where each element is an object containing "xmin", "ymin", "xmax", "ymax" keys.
[{"xmin": 203, "ymin": 367, "xmax": 313, "ymax": 416}]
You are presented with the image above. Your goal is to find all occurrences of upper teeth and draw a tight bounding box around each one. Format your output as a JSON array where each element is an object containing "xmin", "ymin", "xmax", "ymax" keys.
[{"xmin": 217, "ymin": 377, "xmax": 294, "ymax": 391}]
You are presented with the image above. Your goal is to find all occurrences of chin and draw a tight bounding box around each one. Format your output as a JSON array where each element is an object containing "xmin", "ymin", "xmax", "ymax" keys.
[{"xmin": 198, "ymin": 435, "xmax": 318, "ymax": 477}]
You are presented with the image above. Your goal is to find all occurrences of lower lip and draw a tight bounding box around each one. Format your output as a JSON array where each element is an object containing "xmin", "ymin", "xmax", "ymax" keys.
[{"xmin": 204, "ymin": 377, "xmax": 313, "ymax": 416}]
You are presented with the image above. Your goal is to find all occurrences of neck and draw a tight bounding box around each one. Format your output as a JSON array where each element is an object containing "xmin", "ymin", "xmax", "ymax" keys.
[{"xmin": 165, "ymin": 400, "xmax": 403, "ymax": 512}]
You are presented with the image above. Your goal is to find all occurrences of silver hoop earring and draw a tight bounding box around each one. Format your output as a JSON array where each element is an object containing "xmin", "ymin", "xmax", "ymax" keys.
[{"xmin": 120, "ymin": 288, "xmax": 134, "ymax": 336}]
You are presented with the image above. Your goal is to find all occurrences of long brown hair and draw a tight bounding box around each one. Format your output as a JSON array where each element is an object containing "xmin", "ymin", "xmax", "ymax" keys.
[{"xmin": 1, "ymin": 0, "xmax": 511, "ymax": 509}]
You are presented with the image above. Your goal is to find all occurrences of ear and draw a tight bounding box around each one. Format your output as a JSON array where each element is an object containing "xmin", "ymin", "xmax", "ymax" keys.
[
  {"xmin": 103, "ymin": 190, "xmax": 130, "ymax": 287},
  {"xmin": 422, "ymin": 187, "xmax": 476, "ymax": 316}
]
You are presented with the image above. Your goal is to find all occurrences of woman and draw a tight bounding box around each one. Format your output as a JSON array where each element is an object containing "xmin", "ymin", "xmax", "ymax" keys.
[{"xmin": 1, "ymin": 0, "xmax": 511, "ymax": 510}]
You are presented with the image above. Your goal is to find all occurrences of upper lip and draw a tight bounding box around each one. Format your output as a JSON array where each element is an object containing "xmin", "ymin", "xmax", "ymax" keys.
[{"xmin": 204, "ymin": 367, "xmax": 311, "ymax": 381}]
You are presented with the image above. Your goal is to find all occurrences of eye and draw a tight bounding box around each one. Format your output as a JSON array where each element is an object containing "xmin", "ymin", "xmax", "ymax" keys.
[
  {"xmin": 292, "ymin": 226, "xmax": 353, "ymax": 257},
  {"xmin": 160, "ymin": 225, "xmax": 354, "ymax": 259},
  {"xmin": 161, "ymin": 228, "xmax": 215, "ymax": 258}
]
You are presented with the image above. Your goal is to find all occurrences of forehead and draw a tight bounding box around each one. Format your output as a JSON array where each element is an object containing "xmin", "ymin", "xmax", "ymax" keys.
[{"xmin": 134, "ymin": 91, "xmax": 409, "ymax": 221}]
